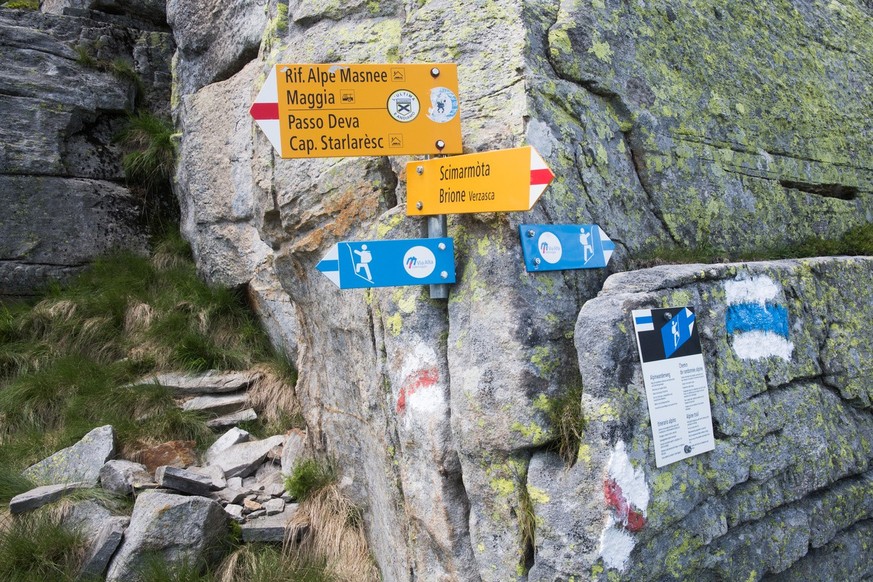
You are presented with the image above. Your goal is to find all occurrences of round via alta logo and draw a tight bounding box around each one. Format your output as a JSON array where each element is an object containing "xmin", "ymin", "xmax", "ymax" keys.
[
  {"xmin": 537, "ymin": 232, "xmax": 563, "ymax": 264},
  {"xmin": 403, "ymin": 246, "xmax": 436, "ymax": 279},
  {"xmin": 427, "ymin": 87, "xmax": 459, "ymax": 123},
  {"xmin": 387, "ymin": 90, "xmax": 420, "ymax": 122}
]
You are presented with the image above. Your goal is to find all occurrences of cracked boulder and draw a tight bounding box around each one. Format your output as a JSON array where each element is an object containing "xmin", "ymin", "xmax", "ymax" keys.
[
  {"xmin": 541, "ymin": 257, "xmax": 873, "ymax": 579},
  {"xmin": 105, "ymin": 491, "xmax": 228, "ymax": 581}
]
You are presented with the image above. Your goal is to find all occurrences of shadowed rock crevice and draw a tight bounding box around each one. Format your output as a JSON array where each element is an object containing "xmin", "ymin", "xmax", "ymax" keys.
[{"xmin": 780, "ymin": 180, "xmax": 860, "ymax": 201}]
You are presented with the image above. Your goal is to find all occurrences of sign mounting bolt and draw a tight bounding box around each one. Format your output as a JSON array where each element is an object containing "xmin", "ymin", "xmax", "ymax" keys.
[
  {"xmin": 440, "ymin": 271, "xmax": 448, "ymax": 279},
  {"xmin": 527, "ymin": 229, "xmax": 535, "ymax": 238},
  {"xmin": 416, "ymin": 165, "xmax": 424, "ymax": 175},
  {"xmin": 438, "ymin": 242, "xmax": 446, "ymax": 250},
  {"xmin": 664, "ymin": 312, "xmax": 673, "ymax": 321},
  {"xmin": 435, "ymin": 140, "xmax": 445, "ymax": 150},
  {"xmin": 533, "ymin": 258, "xmax": 541, "ymax": 266},
  {"xmin": 416, "ymin": 201, "xmax": 423, "ymax": 210},
  {"xmin": 431, "ymin": 67, "xmax": 440, "ymax": 78}
]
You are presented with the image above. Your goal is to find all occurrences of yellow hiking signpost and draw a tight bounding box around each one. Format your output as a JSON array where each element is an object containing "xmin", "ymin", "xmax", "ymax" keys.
[
  {"xmin": 405, "ymin": 146, "xmax": 555, "ymax": 216},
  {"xmin": 250, "ymin": 63, "xmax": 462, "ymax": 158}
]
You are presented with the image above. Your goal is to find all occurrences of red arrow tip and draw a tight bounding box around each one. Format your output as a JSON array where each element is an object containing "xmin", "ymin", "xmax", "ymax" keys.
[
  {"xmin": 250, "ymin": 102, "xmax": 279, "ymax": 121},
  {"xmin": 530, "ymin": 168, "xmax": 554, "ymax": 186}
]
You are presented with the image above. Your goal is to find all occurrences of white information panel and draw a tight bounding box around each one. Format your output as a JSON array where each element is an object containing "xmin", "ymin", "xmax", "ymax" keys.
[{"xmin": 632, "ymin": 306, "xmax": 715, "ymax": 467}]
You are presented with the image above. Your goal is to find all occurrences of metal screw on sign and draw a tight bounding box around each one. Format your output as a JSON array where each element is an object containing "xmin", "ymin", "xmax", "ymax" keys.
[
  {"xmin": 440, "ymin": 271, "xmax": 448, "ymax": 279},
  {"xmin": 664, "ymin": 312, "xmax": 673, "ymax": 321},
  {"xmin": 527, "ymin": 229, "xmax": 535, "ymax": 238},
  {"xmin": 435, "ymin": 140, "xmax": 446, "ymax": 150},
  {"xmin": 438, "ymin": 242, "xmax": 446, "ymax": 250},
  {"xmin": 431, "ymin": 67, "xmax": 440, "ymax": 78},
  {"xmin": 416, "ymin": 201, "xmax": 423, "ymax": 210},
  {"xmin": 533, "ymin": 258, "xmax": 541, "ymax": 266},
  {"xmin": 416, "ymin": 165, "xmax": 424, "ymax": 175}
]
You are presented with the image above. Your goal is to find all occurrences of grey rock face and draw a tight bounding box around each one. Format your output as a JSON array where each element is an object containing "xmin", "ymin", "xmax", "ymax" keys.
[
  {"xmin": 105, "ymin": 491, "xmax": 228, "ymax": 581},
  {"xmin": 23, "ymin": 425, "xmax": 115, "ymax": 486},
  {"xmin": 63, "ymin": 499, "xmax": 115, "ymax": 538},
  {"xmin": 9, "ymin": 482, "xmax": 90, "ymax": 514},
  {"xmin": 0, "ymin": 9, "xmax": 172, "ymax": 298},
  {"xmin": 280, "ymin": 429, "xmax": 306, "ymax": 475},
  {"xmin": 173, "ymin": 59, "xmax": 272, "ymax": 287},
  {"xmin": 0, "ymin": 175, "xmax": 149, "ymax": 298},
  {"xmin": 166, "ymin": 0, "xmax": 268, "ymax": 100},
  {"xmin": 99, "ymin": 460, "xmax": 151, "ymax": 495}
]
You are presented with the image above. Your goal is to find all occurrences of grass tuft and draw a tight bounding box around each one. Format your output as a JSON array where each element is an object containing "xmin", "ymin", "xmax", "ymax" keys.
[
  {"xmin": 284, "ymin": 459, "xmax": 336, "ymax": 503},
  {"xmin": 215, "ymin": 545, "xmax": 330, "ymax": 582},
  {"xmin": 0, "ymin": 466, "xmax": 34, "ymax": 505},
  {"xmin": 540, "ymin": 385, "xmax": 586, "ymax": 467},
  {"xmin": 0, "ymin": 510, "xmax": 88, "ymax": 581},
  {"xmin": 284, "ymin": 484, "xmax": 379, "ymax": 582}
]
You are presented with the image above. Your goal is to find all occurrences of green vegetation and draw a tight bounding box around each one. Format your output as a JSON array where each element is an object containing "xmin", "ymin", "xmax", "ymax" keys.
[
  {"xmin": 116, "ymin": 111, "xmax": 179, "ymax": 229},
  {"xmin": 284, "ymin": 459, "xmax": 336, "ymax": 502},
  {"xmin": 213, "ymin": 545, "xmax": 329, "ymax": 582},
  {"xmin": 2, "ymin": 0, "xmax": 39, "ymax": 9},
  {"xmin": 631, "ymin": 223, "xmax": 873, "ymax": 268},
  {"xmin": 285, "ymin": 484, "xmax": 380, "ymax": 581},
  {"xmin": 0, "ymin": 232, "xmax": 288, "ymax": 471},
  {"xmin": 517, "ymin": 477, "xmax": 536, "ymax": 575},
  {"xmin": 0, "ymin": 510, "xmax": 89, "ymax": 582},
  {"xmin": 536, "ymin": 385, "xmax": 586, "ymax": 467}
]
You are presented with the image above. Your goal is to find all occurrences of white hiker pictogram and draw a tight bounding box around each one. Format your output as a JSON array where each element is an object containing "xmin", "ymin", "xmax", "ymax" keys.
[
  {"xmin": 352, "ymin": 244, "xmax": 373, "ymax": 282},
  {"xmin": 580, "ymin": 227, "xmax": 594, "ymax": 263}
]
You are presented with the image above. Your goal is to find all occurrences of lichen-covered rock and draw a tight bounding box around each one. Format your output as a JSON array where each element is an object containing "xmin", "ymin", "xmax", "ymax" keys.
[
  {"xmin": 553, "ymin": 257, "xmax": 873, "ymax": 579},
  {"xmin": 543, "ymin": 0, "xmax": 872, "ymax": 255},
  {"xmin": 105, "ymin": 491, "xmax": 228, "ymax": 581},
  {"xmin": 167, "ymin": 0, "xmax": 873, "ymax": 580},
  {"xmin": 23, "ymin": 425, "xmax": 115, "ymax": 486}
]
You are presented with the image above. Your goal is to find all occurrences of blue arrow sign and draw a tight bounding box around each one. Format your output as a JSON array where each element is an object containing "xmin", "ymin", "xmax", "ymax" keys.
[
  {"xmin": 519, "ymin": 224, "xmax": 616, "ymax": 272},
  {"xmin": 316, "ymin": 237, "xmax": 456, "ymax": 289}
]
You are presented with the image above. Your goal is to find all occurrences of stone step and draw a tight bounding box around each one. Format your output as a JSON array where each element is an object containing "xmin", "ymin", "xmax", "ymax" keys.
[
  {"xmin": 131, "ymin": 370, "xmax": 261, "ymax": 395},
  {"xmin": 10, "ymin": 482, "xmax": 91, "ymax": 514},
  {"xmin": 181, "ymin": 392, "xmax": 248, "ymax": 415},
  {"xmin": 206, "ymin": 408, "xmax": 257, "ymax": 429},
  {"xmin": 240, "ymin": 504, "xmax": 299, "ymax": 543}
]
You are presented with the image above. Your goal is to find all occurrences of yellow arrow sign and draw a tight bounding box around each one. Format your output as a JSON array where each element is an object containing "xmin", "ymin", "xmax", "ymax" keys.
[
  {"xmin": 405, "ymin": 146, "xmax": 554, "ymax": 216},
  {"xmin": 251, "ymin": 63, "xmax": 462, "ymax": 158}
]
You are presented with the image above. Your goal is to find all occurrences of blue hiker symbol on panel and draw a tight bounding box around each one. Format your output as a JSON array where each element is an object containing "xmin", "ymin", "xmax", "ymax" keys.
[
  {"xmin": 661, "ymin": 307, "xmax": 695, "ymax": 358},
  {"xmin": 519, "ymin": 224, "xmax": 616, "ymax": 272},
  {"xmin": 316, "ymin": 237, "xmax": 456, "ymax": 289},
  {"xmin": 351, "ymin": 244, "xmax": 374, "ymax": 283}
]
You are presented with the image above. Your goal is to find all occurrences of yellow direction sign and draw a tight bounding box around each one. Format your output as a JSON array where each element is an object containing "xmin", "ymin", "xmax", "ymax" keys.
[
  {"xmin": 250, "ymin": 63, "xmax": 462, "ymax": 158},
  {"xmin": 405, "ymin": 146, "xmax": 554, "ymax": 216}
]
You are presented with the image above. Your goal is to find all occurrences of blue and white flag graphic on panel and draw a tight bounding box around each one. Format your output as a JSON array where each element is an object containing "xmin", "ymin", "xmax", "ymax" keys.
[{"xmin": 724, "ymin": 275, "xmax": 793, "ymax": 360}]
